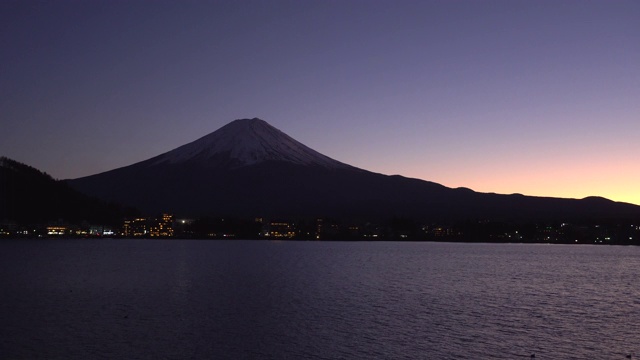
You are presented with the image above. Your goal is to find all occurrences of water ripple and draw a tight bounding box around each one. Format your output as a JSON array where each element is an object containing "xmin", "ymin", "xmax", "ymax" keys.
[{"xmin": 1, "ymin": 240, "xmax": 639, "ymax": 359}]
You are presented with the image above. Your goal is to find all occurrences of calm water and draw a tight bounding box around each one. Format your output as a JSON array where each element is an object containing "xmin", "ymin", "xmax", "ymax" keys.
[{"xmin": 1, "ymin": 239, "xmax": 638, "ymax": 359}]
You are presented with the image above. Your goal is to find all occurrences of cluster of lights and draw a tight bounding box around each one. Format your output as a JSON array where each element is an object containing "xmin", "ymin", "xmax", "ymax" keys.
[
  {"xmin": 266, "ymin": 221, "xmax": 297, "ymax": 238},
  {"xmin": 122, "ymin": 214, "xmax": 175, "ymax": 237},
  {"xmin": 47, "ymin": 227, "xmax": 66, "ymax": 235}
]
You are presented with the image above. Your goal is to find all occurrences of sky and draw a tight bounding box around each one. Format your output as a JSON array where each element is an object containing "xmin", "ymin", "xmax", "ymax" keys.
[{"xmin": 2, "ymin": 0, "xmax": 639, "ymax": 205}]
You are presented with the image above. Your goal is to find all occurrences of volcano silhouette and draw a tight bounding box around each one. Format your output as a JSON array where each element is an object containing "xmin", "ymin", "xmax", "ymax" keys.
[{"xmin": 68, "ymin": 118, "xmax": 640, "ymax": 221}]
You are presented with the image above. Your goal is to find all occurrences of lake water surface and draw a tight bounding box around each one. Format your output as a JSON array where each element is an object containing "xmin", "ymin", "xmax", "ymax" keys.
[{"xmin": 1, "ymin": 239, "xmax": 638, "ymax": 359}]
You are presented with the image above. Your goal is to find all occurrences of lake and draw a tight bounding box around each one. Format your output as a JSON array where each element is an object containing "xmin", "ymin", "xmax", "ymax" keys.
[{"xmin": 1, "ymin": 239, "xmax": 638, "ymax": 359}]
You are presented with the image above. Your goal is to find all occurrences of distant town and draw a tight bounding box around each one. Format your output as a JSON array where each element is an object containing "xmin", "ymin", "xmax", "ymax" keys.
[
  {"xmin": 4, "ymin": 138, "xmax": 640, "ymax": 246},
  {"xmin": 1, "ymin": 213, "xmax": 639, "ymax": 245}
]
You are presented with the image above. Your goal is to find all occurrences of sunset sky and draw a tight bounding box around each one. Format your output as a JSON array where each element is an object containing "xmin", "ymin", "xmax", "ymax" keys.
[{"xmin": 2, "ymin": 0, "xmax": 639, "ymax": 205}]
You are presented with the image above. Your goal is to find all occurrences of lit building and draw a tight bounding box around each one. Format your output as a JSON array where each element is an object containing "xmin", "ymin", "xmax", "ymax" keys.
[
  {"xmin": 266, "ymin": 220, "xmax": 296, "ymax": 238},
  {"xmin": 122, "ymin": 218, "xmax": 149, "ymax": 237},
  {"xmin": 149, "ymin": 213, "xmax": 174, "ymax": 237},
  {"xmin": 46, "ymin": 226, "xmax": 67, "ymax": 236}
]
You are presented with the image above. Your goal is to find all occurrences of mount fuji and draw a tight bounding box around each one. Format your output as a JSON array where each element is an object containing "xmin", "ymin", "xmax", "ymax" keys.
[
  {"xmin": 151, "ymin": 118, "xmax": 351, "ymax": 169},
  {"xmin": 68, "ymin": 118, "xmax": 640, "ymax": 221}
]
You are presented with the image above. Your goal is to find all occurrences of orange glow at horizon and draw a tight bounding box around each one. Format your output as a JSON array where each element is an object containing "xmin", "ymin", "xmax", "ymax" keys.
[{"xmin": 390, "ymin": 154, "xmax": 640, "ymax": 206}]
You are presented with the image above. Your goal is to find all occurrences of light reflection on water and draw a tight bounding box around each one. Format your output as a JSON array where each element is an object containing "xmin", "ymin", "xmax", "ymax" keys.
[{"xmin": 0, "ymin": 239, "xmax": 638, "ymax": 359}]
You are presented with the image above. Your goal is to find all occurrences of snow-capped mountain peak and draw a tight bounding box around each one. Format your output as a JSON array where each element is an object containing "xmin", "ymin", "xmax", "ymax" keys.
[{"xmin": 153, "ymin": 118, "xmax": 349, "ymax": 169}]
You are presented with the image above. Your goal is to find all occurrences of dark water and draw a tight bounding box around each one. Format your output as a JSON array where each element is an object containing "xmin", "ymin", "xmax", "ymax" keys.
[{"xmin": 1, "ymin": 239, "xmax": 638, "ymax": 359}]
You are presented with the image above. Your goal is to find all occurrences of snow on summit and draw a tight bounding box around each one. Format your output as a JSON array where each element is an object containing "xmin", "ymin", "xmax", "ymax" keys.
[{"xmin": 154, "ymin": 118, "xmax": 349, "ymax": 169}]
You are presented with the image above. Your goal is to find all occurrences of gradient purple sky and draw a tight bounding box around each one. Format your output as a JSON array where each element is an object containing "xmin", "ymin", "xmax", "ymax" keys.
[{"xmin": 2, "ymin": 0, "xmax": 639, "ymax": 204}]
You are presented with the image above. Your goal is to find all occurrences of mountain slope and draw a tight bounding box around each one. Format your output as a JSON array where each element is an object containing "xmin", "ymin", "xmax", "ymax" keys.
[
  {"xmin": 151, "ymin": 118, "xmax": 351, "ymax": 169},
  {"xmin": 67, "ymin": 119, "xmax": 640, "ymax": 222},
  {"xmin": 0, "ymin": 157, "xmax": 136, "ymax": 224}
]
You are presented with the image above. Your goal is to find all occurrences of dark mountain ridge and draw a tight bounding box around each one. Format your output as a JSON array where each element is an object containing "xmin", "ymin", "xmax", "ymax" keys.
[
  {"xmin": 67, "ymin": 118, "xmax": 640, "ymax": 222},
  {"xmin": 0, "ymin": 156, "xmax": 136, "ymax": 225}
]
